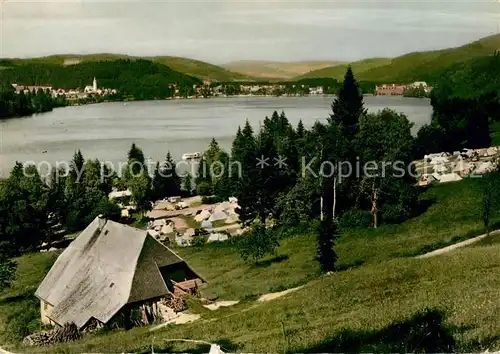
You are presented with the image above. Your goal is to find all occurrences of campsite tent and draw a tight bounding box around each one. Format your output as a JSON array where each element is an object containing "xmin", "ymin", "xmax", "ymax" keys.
[
  {"xmin": 207, "ymin": 233, "xmax": 229, "ymax": 243},
  {"xmin": 439, "ymin": 173, "xmax": 463, "ymax": 183},
  {"xmin": 209, "ymin": 210, "xmax": 228, "ymax": 222},
  {"xmin": 201, "ymin": 220, "xmax": 213, "ymax": 229}
]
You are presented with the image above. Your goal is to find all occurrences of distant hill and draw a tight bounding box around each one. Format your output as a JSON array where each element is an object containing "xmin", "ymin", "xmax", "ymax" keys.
[
  {"xmin": 297, "ymin": 33, "xmax": 500, "ymax": 83},
  {"xmin": 0, "ymin": 54, "xmax": 251, "ymax": 82},
  {"xmin": 223, "ymin": 60, "xmax": 344, "ymax": 80},
  {"xmin": 0, "ymin": 59, "xmax": 201, "ymax": 100},
  {"xmin": 294, "ymin": 58, "xmax": 391, "ymax": 80}
]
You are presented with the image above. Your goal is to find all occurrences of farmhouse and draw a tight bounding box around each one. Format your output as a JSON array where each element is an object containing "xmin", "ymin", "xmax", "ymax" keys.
[{"xmin": 35, "ymin": 215, "xmax": 204, "ymax": 330}]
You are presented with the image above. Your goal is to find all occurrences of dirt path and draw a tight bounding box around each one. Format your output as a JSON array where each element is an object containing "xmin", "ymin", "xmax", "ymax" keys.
[
  {"xmin": 415, "ymin": 230, "xmax": 500, "ymax": 259},
  {"xmin": 0, "ymin": 347, "xmax": 14, "ymax": 354},
  {"xmin": 257, "ymin": 286, "xmax": 303, "ymax": 302},
  {"xmin": 203, "ymin": 301, "xmax": 239, "ymax": 311}
]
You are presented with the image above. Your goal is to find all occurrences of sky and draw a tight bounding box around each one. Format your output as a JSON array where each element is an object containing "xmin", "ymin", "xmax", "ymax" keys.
[{"xmin": 1, "ymin": 0, "xmax": 500, "ymax": 63}]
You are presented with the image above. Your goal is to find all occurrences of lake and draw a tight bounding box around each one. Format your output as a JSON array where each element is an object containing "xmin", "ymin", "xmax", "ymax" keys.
[{"xmin": 0, "ymin": 96, "xmax": 432, "ymax": 177}]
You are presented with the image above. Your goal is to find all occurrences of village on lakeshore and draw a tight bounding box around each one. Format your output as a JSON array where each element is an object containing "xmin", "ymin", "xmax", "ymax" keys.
[
  {"xmin": 9, "ymin": 77, "xmax": 432, "ymax": 102},
  {"xmin": 11, "ymin": 78, "xmax": 117, "ymax": 101}
]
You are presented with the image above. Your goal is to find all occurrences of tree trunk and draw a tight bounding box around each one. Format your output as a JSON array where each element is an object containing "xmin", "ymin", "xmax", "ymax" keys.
[
  {"xmin": 371, "ymin": 180, "xmax": 379, "ymax": 229},
  {"xmin": 320, "ymin": 197, "xmax": 323, "ymax": 221}
]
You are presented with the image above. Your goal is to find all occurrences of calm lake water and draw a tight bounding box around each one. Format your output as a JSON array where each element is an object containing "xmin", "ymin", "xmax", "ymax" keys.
[{"xmin": 0, "ymin": 96, "xmax": 432, "ymax": 177}]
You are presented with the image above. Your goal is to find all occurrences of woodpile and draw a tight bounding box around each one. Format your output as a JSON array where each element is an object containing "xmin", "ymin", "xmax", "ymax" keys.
[
  {"xmin": 23, "ymin": 322, "xmax": 81, "ymax": 347},
  {"xmin": 163, "ymin": 295, "xmax": 186, "ymax": 312}
]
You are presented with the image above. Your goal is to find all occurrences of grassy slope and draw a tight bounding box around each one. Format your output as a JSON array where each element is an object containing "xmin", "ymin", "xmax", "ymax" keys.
[
  {"xmin": 4, "ymin": 178, "xmax": 500, "ymax": 352},
  {"xmin": 294, "ymin": 58, "xmax": 391, "ymax": 80},
  {"xmin": 298, "ymin": 33, "xmax": 500, "ymax": 82},
  {"xmin": 0, "ymin": 252, "xmax": 59, "ymax": 345},
  {"xmin": 0, "ymin": 54, "xmax": 252, "ymax": 82},
  {"xmin": 223, "ymin": 60, "xmax": 345, "ymax": 80}
]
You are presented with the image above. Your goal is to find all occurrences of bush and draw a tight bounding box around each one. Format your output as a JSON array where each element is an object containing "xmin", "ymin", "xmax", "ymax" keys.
[
  {"xmin": 201, "ymin": 195, "xmax": 219, "ymax": 204},
  {"xmin": 196, "ymin": 182, "xmax": 213, "ymax": 196},
  {"xmin": 237, "ymin": 224, "xmax": 279, "ymax": 263},
  {"xmin": 381, "ymin": 203, "xmax": 412, "ymax": 224},
  {"xmin": 6, "ymin": 299, "xmax": 40, "ymax": 342},
  {"xmin": 191, "ymin": 236, "xmax": 207, "ymax": 247},
  {"xmin": 338, "ymin": 209, "xmax": 372, "ymax": 230}
]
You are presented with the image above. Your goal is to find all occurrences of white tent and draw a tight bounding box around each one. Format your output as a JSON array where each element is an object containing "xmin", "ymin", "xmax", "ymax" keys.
[
  {"xmin": 196, "ymin": 209, "xmax": 211, "ymax": 220},
  {"xmin": 161, "ymin": 224, "xmax": 174, "ymax": 235},
  {"xmin": 430, "ymin": 156, "xmax": 449, "ymax": 165},
  {"xmin": 209, "ymin": 210, "xmax": 228, "ymax": 222},
  {"xmin": 194, "ymin": 210, "xmax": 211, "ymax": 222},
  {"xmin": 225, "ymin": 214, "xmax": 239, "ymax": 224},
  {"xmin": 201, "ymin": 220, "xmax": 213, "ymax": 229},
  {"xmin": 439, "ymin": 173, "xmax": 463, "ymax": 183},
  {"xmin": 207, "ymin": 233, "xmax": 229, "ymax": 243},
  {"xmin": 475, "ymin": 162, "xmax": 495, "ymax": 175},
  {"xmin": 434, "ymin": 164, "xmax": 448, "ymax": 173},
  {"xmin": 214, "ymin": 202, "xmax": 231, "ymax": 213}
]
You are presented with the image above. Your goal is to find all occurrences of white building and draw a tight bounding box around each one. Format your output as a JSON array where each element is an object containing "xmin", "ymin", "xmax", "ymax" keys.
[
  {"xmin": 411, "ymin": 81, "xmax": 428, "ymax": 88},
  {"xmin": 309, "ymin": 87, "xmax": 324, "ymax": 95},
  {"xmin": 84, "ymin": 77, "xmax": 98, "ymax": 94}
]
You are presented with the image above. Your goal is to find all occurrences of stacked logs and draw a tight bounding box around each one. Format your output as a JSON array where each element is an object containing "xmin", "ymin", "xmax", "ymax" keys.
[
  {"xmin": 163, "ymin": 296, "xmax": 186, "ymax": 312},
  {"xmin": 23, "ymin": 323, "xmax": 81, "ymax": 347}
]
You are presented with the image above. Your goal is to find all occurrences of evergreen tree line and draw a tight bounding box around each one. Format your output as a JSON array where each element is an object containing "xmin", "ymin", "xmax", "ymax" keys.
[
  {"xmin": 0, "ymin": 86, "xmax": 67, "ymax": 119},
  {"xmin": 190, "ymin": 68, "xmax": 418, "ymax": 270},
  {"xmin": 414, "ymin": 54, "xmax": 500, "ymax": 157}
]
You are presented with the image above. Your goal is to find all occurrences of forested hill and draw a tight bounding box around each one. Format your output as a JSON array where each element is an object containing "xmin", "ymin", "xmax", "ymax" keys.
[
  {"xmin": 414, "ymin": 53, "xmax": 500, "ymax": 157},
  {"xmin": 0, "ymin": 54, "xmax": 251, "ymax": 82},
  {"xmin": 432, "ymin": 54, "xmax": 500, "ymax": 101},
  {"xmin": 297, "ymin": 33, "xmax": 500, "ymax": 83},
  {"xmin": 0, "ymin": 59, "xmax": 202, "ymax": 100}
]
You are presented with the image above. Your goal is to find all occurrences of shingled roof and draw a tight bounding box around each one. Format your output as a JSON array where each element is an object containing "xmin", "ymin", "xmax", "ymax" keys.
[{"xmin": 35, "ymin": 216, "xmax": 203, "ymax": 329}]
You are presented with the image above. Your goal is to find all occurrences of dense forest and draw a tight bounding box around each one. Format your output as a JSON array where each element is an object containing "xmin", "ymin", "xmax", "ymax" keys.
[
  {"xmin": 0, "ymin": 86, "xmax": 66, "ymax": 119},
  {"xmin": 415, "ymin": 54, "xmax": 500, "ymax": 156},
  {"xmin": 0, "ymin": 59, "xmax": 202, "ymax": 100}
]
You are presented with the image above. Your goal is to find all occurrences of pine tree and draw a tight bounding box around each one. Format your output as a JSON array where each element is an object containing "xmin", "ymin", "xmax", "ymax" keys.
[
  {"xmin": 315, "ymin": 67, "xmax": 365, "ymax": 272},
  {"xmin": 182, "ymin": 173, "xmax": 193, "ymax": 196},
  {"xmin": 160, "ymin": 152, "xmax": 181, "ymax": 197},
  {"xmin": 316, "ymin": 219, "xmax": 338, "ymax": 272},
  {"xmin": 296, "ymin": 119, "xmax": 305, "ymax": 139},
  {"xmin": 70, "ymin": 149, "xmax": 85, "ymax": 183},
  {"xmin": 330, "ymin": 67, "xmax": 365, "ymax": 139},
  {"xmin": 152, "ymin": 162, "xmax": 164, "ymax": 200},
  {"xmin": 127, "ymin": 143, "xmax": 146, "ymax": 176}
]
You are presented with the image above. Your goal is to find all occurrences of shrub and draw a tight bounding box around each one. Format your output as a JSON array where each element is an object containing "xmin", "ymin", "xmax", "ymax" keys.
[
  {"xmin": 191, "ymin": 236, "xmax": 207, "ymax": 248},
  {"xmin": 196, "ymin": 182, "xmax": 213, "ymax": 196},
  {"xmin": 201, "ymin": 195, "xmax": 219, "ymax": 204},
  {"xmin": 237, "ymin": 224, "xmax": 279, "ymax": 263}
]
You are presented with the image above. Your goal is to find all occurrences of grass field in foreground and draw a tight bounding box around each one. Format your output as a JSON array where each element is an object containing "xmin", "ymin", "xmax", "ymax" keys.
[{"xmin": 2, "ymin": 177, "xmax": 500, "ymax": 352}]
